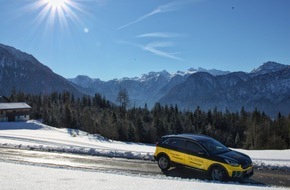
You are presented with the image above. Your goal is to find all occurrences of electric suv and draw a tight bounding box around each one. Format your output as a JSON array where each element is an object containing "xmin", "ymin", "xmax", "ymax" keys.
[{"xmin": 154, "ymin": 134, "xmax": 254, "ymax": 181}]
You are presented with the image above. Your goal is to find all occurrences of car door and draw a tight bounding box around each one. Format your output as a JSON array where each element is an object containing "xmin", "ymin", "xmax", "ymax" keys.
[
  {"xmin": 184, "ymin": 141, "xmax": 208, "ymax": 170},
  {"xmin": 167, "ymin": 138, "xmax": 186, "ymax": 164}
]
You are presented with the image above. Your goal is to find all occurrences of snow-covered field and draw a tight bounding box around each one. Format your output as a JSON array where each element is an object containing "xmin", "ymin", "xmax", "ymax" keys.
[{"xmin": 0, "ymin": 120, "xmax": 289, "ymax": 190}]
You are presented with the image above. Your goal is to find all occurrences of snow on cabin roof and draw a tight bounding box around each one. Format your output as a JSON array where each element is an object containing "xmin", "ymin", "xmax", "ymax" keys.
[{"xmin": 0, "ymin": 102, "xmax": 31, "ymax": 110}]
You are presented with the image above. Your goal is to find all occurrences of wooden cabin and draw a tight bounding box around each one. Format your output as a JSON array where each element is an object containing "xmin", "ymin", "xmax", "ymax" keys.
[{"xmin": 0, "ymin": 101, "xmax": 31, "ymax": 122}]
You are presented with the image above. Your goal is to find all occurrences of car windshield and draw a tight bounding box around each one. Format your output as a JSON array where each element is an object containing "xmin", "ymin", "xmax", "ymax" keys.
[{"xmin": 199, "ymin": 139, "xmax": 230, "ymax": 155}]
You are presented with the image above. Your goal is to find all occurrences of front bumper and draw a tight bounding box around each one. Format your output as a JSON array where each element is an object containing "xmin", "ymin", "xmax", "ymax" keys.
[{"xmin": 232, "ymin": 167, "xmax": 254, "ymax": 178}]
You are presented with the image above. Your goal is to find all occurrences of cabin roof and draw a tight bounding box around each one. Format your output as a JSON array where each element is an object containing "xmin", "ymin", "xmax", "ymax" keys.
[{"xmin": 0, "ymin": 103, "xmax": 31, "ymax": 110}]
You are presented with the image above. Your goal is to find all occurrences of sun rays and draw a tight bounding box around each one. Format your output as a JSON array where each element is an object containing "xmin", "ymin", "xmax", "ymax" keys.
[
  {"xmin": 43, "ymin": 0, "xmax": 68, "ymax": 9},
  {"xmin": 27, "ymin": 0, "xmax": 86, "ymax": 31}
]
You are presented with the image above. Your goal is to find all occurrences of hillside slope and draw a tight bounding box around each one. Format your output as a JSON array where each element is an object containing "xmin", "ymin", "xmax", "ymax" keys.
[{"xmin": 0, "ymin": 43, "xmax": 82, "ymax": 97}]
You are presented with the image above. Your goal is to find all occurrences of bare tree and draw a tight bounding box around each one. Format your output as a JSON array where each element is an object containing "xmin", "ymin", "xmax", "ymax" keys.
[{"xmin": 117, "ymin": 88, "xmax": 130, "ymax": 109}]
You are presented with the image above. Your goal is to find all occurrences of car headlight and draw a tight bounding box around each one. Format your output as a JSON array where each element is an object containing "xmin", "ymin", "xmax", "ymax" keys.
[{"xmin": 225, "ymin": 159, "xmax": 239, "ymax": 167}]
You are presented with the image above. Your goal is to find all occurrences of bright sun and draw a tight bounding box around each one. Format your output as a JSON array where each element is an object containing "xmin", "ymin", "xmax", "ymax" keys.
[
  {"xmin": 43, "ymin": 0, "xmax": 68, "ymax": 9},
  {"xmin": 38, "ymin": 0, "xmax": 74, "ymax": 27},
  {"xmin": 28, "ymin": 0, "xmax": 86, "ymax": 31}
]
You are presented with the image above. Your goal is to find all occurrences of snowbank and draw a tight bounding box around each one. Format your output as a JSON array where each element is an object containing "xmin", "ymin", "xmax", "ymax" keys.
[{"xmin": 0, "ymin": 120, "xmax": 154, "ymax": 160}]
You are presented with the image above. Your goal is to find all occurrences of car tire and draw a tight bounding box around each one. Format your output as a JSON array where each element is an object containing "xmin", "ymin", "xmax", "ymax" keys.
[
  {"xmin": 209, "ymin": 166, "xmax": 228, "ymax": 181},
  {"xmin": 157, "ymin": 155, "xmax": 170, "ymax": 171}
]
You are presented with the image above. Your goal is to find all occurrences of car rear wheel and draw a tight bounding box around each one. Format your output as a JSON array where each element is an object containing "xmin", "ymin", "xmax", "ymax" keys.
[
  {"xmin": 210, "ymin": 166, "xmax": 227, "ymax": 181},
  {"xmin": 157, "ymin": 155, "xmax": 170, "ymax": 171}
]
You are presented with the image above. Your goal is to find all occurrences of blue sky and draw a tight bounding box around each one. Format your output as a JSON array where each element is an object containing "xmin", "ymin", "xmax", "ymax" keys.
[{"xmin": 0, "ymin": 0, "xmax": 289, "ymax": 81}]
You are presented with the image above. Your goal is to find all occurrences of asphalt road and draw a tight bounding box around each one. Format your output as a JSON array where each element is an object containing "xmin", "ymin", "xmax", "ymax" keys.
[{"xmin": 0, "ymin": 147, "xmax": 289, "ymax": 188}]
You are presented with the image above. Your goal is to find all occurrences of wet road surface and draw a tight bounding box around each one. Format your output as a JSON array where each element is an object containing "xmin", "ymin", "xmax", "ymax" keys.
[{"xmin": 0, "ymin": 147, "xmax": 289, "ymax": 188}]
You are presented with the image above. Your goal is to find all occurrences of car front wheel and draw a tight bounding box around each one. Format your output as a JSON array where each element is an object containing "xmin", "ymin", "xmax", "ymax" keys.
[
  {"xmin": 157, "ymin": 155, "xmax": 170, "ymax": 171},
  {"xmin": 210, "ymin": 166, "xmax": 227, "ymax": 181}
]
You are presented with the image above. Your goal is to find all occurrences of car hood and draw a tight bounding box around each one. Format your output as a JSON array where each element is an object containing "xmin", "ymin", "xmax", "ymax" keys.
[{"xmin": 218, "ymin": 150, "xmax": 252, "ymax": 167}]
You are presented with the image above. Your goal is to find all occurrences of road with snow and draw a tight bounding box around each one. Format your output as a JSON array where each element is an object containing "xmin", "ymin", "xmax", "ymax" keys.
[
  {"xmin": 1, "ymin": 121, "xmax": 290, "ymax": 189},
  {"xmin": 1, "ymin": 147, "xmax": 290, "ymax": 188}
]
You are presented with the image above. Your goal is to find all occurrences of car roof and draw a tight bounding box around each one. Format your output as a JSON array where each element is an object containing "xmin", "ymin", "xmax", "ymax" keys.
[{"xmin": 161, "ymin": 134, "xmax": 212, "ymax": 142}]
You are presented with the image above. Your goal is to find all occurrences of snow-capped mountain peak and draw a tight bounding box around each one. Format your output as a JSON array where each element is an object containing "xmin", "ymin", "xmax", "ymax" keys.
[
  {"xmin": 174, "ymin": 68, "xmax": 197, "ymax": 76},
  {"xmin": 250, "ymin": 61, "xmax": 288, "ymax": 76},
  {"xmin": 173, "ymin": 67, "xmax": 229, "ymax": 77},
  {"xmin": 138, "ymin": 70, "xmax": 171, "ymax": 82}
]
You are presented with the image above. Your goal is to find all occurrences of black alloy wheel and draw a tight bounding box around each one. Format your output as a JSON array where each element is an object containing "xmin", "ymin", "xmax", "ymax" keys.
[
  {"xmin": 210, "ymin": 166, "xmax": 228, "ymax": 181},
  {"xmin": 157, "ymin": 155, "xmax": 170, "ymax": 171}
]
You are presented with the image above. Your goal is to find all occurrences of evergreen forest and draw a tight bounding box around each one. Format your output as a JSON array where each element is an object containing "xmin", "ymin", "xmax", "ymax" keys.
[{"xmin": 8, "ymin": 90, "xmax": 290, "ymax": 150}]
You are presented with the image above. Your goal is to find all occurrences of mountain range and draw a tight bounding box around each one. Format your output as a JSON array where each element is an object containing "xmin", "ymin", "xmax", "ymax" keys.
[
  {"xmin": 1, "ymin": 43, "xmax": 289, "ymax": 117},
  {"xmin": 68, "ymin": 68, "xmax": 231, "ymax": 108}
]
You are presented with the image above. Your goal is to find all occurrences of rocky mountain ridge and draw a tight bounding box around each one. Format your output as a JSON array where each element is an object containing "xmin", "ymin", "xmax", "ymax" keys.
[
  {"xmin": 159, "ymin": 65, "xmax": 290, "ymax": 116},
  {"xmin": 1, "ymin": 43, "xmax": 289, "ymax": 117},
  {"xmin": 0, "ymin": 43, "xmax": 82, "ymax": 97},
  {"xmin": 69, "ymin": 61, "xmax": 290, "ymax": 116}
]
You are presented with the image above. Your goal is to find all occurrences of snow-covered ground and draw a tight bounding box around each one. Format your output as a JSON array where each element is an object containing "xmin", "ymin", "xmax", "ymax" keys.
[
  {"xmin": 0, "ymin": 120, "xmax": 154, "ymax": 160},
  {"xmin": 0, "ymin": 161, "xmax": 285, "ymax": 190},
  {"xmin": 0, "ymin": 120, "xmax": 289, "ymax": 190}
]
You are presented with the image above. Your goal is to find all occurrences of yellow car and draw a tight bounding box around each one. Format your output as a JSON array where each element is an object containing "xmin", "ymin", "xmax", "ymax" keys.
[{"xmin": 154, "ymin": 134, "xmax": 254, "ymax": 181}]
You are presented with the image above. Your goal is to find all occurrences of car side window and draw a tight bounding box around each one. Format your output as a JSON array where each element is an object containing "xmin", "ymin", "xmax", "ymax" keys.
[
  {"xmin": 161, "ymin": 139, "xmax": 170, "ymax": 145},
  {"xmin": 166, "ymin": 138, "xmax": 186, "ymax": 150},
  {"xmin": 185, "ymin": 141, "xmax": 205, "ymax": 155}
]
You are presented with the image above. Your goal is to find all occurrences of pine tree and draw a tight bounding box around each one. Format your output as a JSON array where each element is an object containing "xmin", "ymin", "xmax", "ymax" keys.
[
  {"xmin": 128, "ymin": 124, "xmax": 136, "ymax": 142},
  {"xmin": 136, "ymin": 117, "xmax": 146, "ymax": 142}
]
